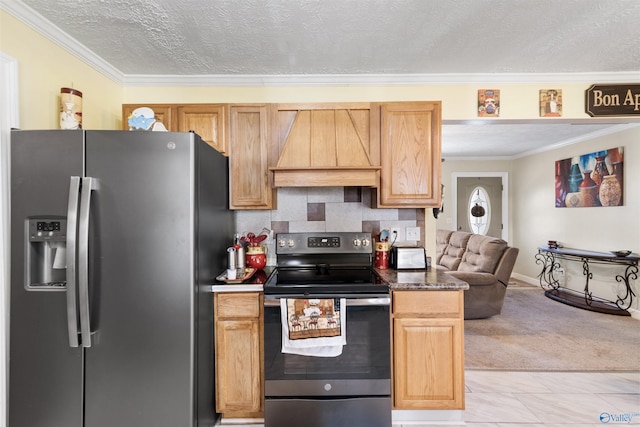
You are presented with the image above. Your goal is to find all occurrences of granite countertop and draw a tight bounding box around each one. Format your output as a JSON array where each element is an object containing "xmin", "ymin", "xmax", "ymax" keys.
[
  {"xmin": 375, "ymin": 268, "xmax": 469, "ymax": 291},
  {"xmin": 211, "ymin": 266, "xmax": 469, "ymax": 292},
  {"xmin": 211, "ymin": 267, "xmax": 274, "ymax": 293}
]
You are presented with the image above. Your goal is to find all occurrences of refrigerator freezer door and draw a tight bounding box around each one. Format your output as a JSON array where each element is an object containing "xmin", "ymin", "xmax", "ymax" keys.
[
  {"xmin": 82, "ymin": 131, "xmax": 199, "ymax": 427},
  {"xmin": 10, "ymin": 130, "xmax": 85, "ymax": 427}
]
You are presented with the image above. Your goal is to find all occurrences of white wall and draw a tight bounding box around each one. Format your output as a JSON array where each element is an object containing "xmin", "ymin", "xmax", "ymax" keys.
[
  {"xmin": 512, "ymin": 126, "xmax": 639, "ymax": 274},
  {"xmin": 512, "ymin": 126, "xmax": 640, "ymax": 310}
]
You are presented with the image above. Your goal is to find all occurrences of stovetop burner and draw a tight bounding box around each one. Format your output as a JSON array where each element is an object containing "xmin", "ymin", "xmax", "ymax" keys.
[{"xmin": 263, "ymin": 232, "xmax": 389, "ymax": 296}]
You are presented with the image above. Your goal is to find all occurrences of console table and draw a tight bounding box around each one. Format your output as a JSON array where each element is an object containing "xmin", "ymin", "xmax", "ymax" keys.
[{"xmin": 535, "ymin": 246, "xmax": 638, "ymax": 316}]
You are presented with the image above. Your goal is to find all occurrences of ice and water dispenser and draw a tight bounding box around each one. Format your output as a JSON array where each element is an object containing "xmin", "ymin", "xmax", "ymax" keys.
[{"xmin": 25, "ymin": 217, "xmax": 67, "ymax": 290}]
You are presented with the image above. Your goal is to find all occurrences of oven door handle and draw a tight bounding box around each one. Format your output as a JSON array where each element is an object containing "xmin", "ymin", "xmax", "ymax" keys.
[{"xmin": 264, "ymin": 297, "xmax": 390, "ymax": 307}]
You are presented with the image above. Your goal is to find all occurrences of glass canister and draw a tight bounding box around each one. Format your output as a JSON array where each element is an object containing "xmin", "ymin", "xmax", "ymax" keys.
[{"xmin": 60, "ymin": 87, "xmax": 83, "ymax": 129}]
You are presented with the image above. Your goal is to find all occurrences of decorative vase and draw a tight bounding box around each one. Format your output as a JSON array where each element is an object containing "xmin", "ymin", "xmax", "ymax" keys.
[
  {"xmin": 612, "ymin": 161, "xmax": 623, "ymax": 202},
  {"xmin": 591, "ymin": 155, "xmax": 610, "ymax": 187},
  {"xmin": 60, "ymin": 87, "xmax": 83, "ymax": 129},
  {"xmin": 579, "ymin": 171, "xmax": 598, "ymax": 207},
  {"xmin": 555, "ymin": 160, "xmax": 569, "ymax": 207},
  {"xmin": 245, "ymin": 245, "xmax": 267, "ymax": 270},
  {"xmin": 598, "ymin": 175, "xmax": 622, "ymax": 206},
  {"xmin": 567, "ymin": 157, "xmax": 583, "ymax": 193}
]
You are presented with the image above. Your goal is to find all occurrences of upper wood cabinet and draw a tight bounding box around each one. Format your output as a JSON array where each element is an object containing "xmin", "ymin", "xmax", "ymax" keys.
[
  {"xmin": 122, "ymin": 104, "xmax": 228, "ymax": 154},
  {"xmin": 270, "ymin": 103, "xmax": 381, "ymax": 187},
  {"xmin": 176, "ymin": 104, "xmax": 228, "ymax": 154},
  {"xmin": 123, "ymin": 101, "xmax": 442, "ymax": 210},
  {"xmin": 377, "ymin": 102, "xmax": 442, "ymax": 208},
  {"xmin": 229, "ymin": 104, "xmax": 275, "ymax": 210}
]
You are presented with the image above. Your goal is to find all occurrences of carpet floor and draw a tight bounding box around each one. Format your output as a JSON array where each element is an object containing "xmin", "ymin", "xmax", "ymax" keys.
[{"xmin": 464, "ymin": 285, "xmax": 640, "ymax": 371}]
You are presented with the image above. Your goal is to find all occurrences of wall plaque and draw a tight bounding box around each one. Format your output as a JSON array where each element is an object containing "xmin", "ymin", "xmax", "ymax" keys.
[{"xmin": 585, "ymin": 84, "xmax": 640, "ymax": 116}]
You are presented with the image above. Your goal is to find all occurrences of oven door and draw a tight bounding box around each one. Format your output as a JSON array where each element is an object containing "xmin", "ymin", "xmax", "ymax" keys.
[{"xmin": 263, "ymin": 295, "xmax": 391, "ymax": 397}]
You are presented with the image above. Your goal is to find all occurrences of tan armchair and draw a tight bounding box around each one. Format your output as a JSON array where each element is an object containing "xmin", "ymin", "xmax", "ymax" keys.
[{"xmin": 435, "ymin": 230, "xmax": 519, "ymax": 319}]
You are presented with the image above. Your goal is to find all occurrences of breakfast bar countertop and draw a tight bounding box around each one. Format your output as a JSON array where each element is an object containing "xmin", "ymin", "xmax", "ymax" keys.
[{"xmin": 375, "ymin": 268, "xmax": 469, "ymax": 291}]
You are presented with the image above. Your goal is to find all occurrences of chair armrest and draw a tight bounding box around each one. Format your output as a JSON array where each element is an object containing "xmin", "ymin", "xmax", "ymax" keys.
[{"xmin": 447, "ymin": 271, "xmax": 497, "ymax": 286}]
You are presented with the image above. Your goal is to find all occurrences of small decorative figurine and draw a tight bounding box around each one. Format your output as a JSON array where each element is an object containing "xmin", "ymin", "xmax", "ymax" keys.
[{"xmin": 128, "ymin": 107, "xmax": 168, "ymax": 131}]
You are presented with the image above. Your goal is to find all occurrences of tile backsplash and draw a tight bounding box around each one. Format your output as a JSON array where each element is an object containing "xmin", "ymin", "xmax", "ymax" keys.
[{"xmin": 235, "ymin": 187, "xmax": 425, "ymax": 265}]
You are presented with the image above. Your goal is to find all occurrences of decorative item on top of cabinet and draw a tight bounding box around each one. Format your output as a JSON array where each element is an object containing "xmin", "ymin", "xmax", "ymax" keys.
[
  {"xmin": 270, "ymin": 103, "xmax": 381, "ymax": 187},
  {"xmin": 123, "ymin": 104, "xmax": 174, "ymax": 131},
  {"xmin": 376, "ymin": 102, "xmax": 442, "ymax": 208},
  {"xmin": 214, "ymin": 292, "xmax": 264, "ymax": 418},
  {"xmin": 122, "ymin": 104, "xmax": 228, "ymax": 154},
  {"xmin": 229, "ymin": 104, "xmax": 275, "ymax": 210},
  {"xmin": 391, "ymin": 290, "xmax": 464, "ymax": 410}
]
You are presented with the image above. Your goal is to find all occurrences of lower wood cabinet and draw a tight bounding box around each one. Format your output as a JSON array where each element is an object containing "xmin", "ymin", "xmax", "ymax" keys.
[
  {"xmin": 391, "ymin": 290, "xmax": 464, "ymax": 410},
  {"xmin": 214, "ymin": 292, "xmax": 264, "ymax": 418}
]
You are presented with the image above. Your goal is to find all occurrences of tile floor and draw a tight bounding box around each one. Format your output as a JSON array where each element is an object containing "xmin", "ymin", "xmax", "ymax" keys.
[
  {"xmin": 461, "ymin": 370, "xmax": 640, "ymax": 426},
  {"xmin": 221, "ymin": 370, "xmax": 640, "ymax": 426}
]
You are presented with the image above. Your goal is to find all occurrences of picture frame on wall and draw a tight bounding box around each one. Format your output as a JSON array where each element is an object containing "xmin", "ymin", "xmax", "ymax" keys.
[
  {"xmin": 540, "ymin": 89, "xmax": 562, "ymax": 117},
  {"xmin": 478, "ymin": 89, "xmax": 500, "ymax": 117},
  {"xmin": 555, "ymin": 147, "xmax": 623, "ymax": 208}
]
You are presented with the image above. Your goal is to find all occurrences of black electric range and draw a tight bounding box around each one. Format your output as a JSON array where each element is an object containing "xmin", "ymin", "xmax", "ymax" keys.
[{"xmin": 263, "ymin": 232, "xmax": 388, "ymax": 296}]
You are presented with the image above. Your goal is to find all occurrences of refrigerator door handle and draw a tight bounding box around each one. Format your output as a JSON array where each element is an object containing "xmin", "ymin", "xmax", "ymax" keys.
[
  {"xmin": 66, "ymin": 176, "xmax": 81, "ymax": 348},
  {"xmin": 78, "ymin": 177, "xmax": 98, "ymax": 348}
]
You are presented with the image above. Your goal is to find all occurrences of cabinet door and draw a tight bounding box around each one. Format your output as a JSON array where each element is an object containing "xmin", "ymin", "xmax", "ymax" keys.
[
  {"xmin": 215, "ymin": 319, "xmax": 262, "ymax": 414},
  {"xmin": 121, "ymin": 104, "xmax": 176, "ymax": 131},
  {"xmin": 229, "ymin": 105, "xmax": 274, "ymax": 209},
  {"xmin": 177, "ymin": 105, "xmax": 228, "ymax": 154},
  {"xmin": 214, "ymin": 292, "xmax": 263, "ymax": 417},
  {"xmin": 378, "ymin": 102, "xmax": 442, "ymax": 207},
  {"xmin": 393, "ymin": 317, "xmax": 464, "ymax": 409}
]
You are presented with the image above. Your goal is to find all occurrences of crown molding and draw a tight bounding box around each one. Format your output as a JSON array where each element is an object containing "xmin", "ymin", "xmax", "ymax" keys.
[
  {"xmin": 3, "ymin": 0, "xmax": 640, "ymax": 87},
  {"xmin": 121, "ymin": 71, "xmax": 640, "ymax": 87}
]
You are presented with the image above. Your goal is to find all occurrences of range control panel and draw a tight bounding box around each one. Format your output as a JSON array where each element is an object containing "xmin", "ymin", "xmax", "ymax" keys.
[
  {"xmin": 307, "ymin": 236, "xmax": 341, "ymax": 248},
  {"xmin": 276, "ymin": 232, "xmax": 371, "ymax": 254}
]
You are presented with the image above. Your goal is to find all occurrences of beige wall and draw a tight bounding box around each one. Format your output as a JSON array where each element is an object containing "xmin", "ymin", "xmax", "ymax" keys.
[{"xmin": 0, "ymin": 11, "xmax": 122, "ymax": 130}]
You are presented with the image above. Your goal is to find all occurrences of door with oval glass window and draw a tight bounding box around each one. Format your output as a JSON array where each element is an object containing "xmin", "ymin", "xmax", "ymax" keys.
[{"xmin": 456, "ymin": 177, "xmax": 502, "ymax": 238}]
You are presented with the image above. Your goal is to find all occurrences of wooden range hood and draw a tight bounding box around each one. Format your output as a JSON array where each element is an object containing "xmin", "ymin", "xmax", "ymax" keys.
[{"xmin": 270, "ymin": 103, "xmax": 381, "ymax": 187}]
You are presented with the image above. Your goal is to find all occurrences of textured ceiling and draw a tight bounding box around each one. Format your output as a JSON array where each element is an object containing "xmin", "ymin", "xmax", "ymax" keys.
[
  {"xmin": 7, "ymin": 0, "xmax": 640, "ymax": 157},
  {"xmin": 16, "ymin": 0, "xmax": 640, "ymax": 75}
]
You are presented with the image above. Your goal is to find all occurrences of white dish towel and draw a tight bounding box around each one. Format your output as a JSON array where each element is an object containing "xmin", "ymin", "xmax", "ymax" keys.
[{"xmin": 280, "ymin": 298, "xmax": 347, "ymax": 357}]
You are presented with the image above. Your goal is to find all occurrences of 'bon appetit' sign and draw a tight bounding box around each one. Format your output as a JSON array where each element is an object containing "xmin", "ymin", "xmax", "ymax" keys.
[{"xmin": 585, "ymin": 84, "xmax": 640, "ymax": 116}]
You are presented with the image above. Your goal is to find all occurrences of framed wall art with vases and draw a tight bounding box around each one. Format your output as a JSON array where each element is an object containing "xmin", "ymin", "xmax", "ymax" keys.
[{"xmin": 555, "ymin": 147, "xmax": 624, "ymax": 208}]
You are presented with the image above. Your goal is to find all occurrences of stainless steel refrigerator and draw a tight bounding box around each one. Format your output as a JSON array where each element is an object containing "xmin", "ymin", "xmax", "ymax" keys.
[{"xmin": 9, "ymin": 129, "xmax": 233, "ymax": 427}]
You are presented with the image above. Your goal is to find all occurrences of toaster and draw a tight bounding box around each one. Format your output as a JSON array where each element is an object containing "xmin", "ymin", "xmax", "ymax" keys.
[{"xmin": 389, "ymin": 246, "xmax": 427, "ymax": 270}]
